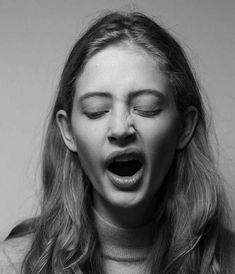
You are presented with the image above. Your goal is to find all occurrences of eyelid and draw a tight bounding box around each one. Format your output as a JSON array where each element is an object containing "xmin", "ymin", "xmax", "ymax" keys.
[
  {"xmin": 133, "ymin": 104, "xmax": 161, "ymax": 111},
  {"xmin": 134, "ymin": 110, "xmax": 161, "ymax": 117},
  {"xmin": 133, "ymin": 105, "xmax": 162, "ymax": 117},
  {"xmin": 84, "ymin": 110, "xmax": 110, "ymax": 119},
  {"xmin": 81, "ymin": 101, "xmax": 111, "ymax": 112},
  {"xmin": 80, "ymin": 98, "xmax": 111, "ymax": 110}
]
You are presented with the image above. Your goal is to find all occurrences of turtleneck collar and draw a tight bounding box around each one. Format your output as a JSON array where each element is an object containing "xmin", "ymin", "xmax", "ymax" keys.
[{"xmin": 93, "ymin": 208, "xmax": 155, "ymax": 262}]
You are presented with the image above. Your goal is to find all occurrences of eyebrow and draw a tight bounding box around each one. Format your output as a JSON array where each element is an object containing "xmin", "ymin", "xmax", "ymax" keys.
[
  {"xmin": 79, "ymin": 89, "xmax": 167, "ymax": 102},
  {"xmin": 79, "ymin": 92, "xmax": 111, "ymax": 103},
  {"xmin": 128, "ymin": 89, "xmax": 167, "ymax": 100}
]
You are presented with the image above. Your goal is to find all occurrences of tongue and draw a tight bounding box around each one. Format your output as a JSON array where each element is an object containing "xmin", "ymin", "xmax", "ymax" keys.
[{"xmin": 108, "ymin": 160, "xmax": 142, "ymax": 176}]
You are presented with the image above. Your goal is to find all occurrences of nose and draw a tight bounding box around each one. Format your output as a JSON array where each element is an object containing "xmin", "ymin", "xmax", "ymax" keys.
[{"xmin": 107, "ymin": 108, "xmax": 135, "ymax": 145}]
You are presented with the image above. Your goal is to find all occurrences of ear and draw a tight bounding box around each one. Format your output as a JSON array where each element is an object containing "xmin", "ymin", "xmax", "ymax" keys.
[
  {"xmin": 177, "ymin": 106, "xmax": 198, "ymax": 150},
  {"xmin": 56, "ymin": 110, "xmax": 77, "ymax": 152}
]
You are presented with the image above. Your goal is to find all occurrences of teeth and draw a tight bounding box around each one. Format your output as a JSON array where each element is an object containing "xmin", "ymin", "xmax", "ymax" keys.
[
  {"xmin": 114, "ymin": 156, "xmax": 136, "ymax": 162},
  {"xmin": 115, "ymin": 159, "xmax": 133, "ymax": 162}
]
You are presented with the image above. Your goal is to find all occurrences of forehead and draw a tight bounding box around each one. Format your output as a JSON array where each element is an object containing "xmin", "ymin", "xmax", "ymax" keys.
[{"xmin": 75, "ymin": 45, "xmax": 171, "ymax": 100}]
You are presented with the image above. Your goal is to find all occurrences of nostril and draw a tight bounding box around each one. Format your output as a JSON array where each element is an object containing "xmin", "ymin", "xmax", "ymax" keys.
[
  {"xmin": 108, "ymin": 132, "xmax": 136, "ymax": 145},
  {"xmin": 108, "ymin": 112, "xmax": 135, "ymax": 137}
]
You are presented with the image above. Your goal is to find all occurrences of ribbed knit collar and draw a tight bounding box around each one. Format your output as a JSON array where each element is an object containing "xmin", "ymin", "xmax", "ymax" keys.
[{"xmin": 93, "ymin": 209, "xmax": 154, "ymax": 262}]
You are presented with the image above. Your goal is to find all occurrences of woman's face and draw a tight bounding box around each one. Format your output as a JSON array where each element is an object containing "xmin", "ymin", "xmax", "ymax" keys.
[{"xmin": 68, "ymin": 45, "xmax": 181, "ymax": 218}]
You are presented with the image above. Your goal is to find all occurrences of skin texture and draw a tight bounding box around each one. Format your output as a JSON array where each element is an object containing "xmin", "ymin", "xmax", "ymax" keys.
[{"xmin": 57, "ymin": 45, "xmax": 197, "ymax": 228}]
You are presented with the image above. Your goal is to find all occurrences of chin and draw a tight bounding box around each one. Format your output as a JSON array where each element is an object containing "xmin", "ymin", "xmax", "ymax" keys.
[{"xmin": 108, "ymin": 191, "xmax": 146, "ymax": 209}]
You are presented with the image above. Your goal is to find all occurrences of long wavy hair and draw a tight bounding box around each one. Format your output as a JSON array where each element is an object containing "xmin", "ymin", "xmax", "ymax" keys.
[{"xmin": 7, "ymin": 11, "xmax": 232, "ymax": 273}]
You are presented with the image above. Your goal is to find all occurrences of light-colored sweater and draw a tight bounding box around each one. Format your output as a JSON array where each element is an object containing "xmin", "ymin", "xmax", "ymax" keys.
[
  {"xmin": 93, "ymin": 209, "xmax": 154, "ymax": 274},
  {"xmin": 0, "ymin": 213, "xmax": 154, "ymax": 273},
  {"xmin": 0, "ymin": 235, "xmax": 31, "ymax": 273}
]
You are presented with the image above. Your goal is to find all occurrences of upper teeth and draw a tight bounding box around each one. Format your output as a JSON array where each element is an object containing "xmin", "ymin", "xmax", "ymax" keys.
[{"xmin": 115, "ymin": 156, "xmax": 136, "ymax": 162}]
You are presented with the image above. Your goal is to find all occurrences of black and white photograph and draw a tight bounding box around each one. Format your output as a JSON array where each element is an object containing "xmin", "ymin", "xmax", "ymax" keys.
[{"xmin": 0, "ymin": 1, "xmax": 235, "ymax": 273}]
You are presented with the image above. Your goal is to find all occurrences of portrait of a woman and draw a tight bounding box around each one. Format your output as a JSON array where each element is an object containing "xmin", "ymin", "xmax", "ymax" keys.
[{"xmin": 0, "ymin": 10, "xmax": 234, "ymax": 274}]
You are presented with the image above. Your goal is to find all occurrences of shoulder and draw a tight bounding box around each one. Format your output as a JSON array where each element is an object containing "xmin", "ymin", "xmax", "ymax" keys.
[{"xmin": 0, "ymin": 235, "xmax": 32, "ymax": 273}]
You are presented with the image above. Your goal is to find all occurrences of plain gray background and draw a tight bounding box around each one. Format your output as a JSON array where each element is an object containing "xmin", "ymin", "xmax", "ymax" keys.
[{"xmin": 0, "ymin": 0, "xmax": 234, "ymax": 240}]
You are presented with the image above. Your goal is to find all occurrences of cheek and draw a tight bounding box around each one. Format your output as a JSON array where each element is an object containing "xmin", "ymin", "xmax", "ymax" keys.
[
  {"xmin": 73, "ymin": 134, "xmax": 101, "ymax": 187},
  {"xmin": 71, "ymin": 119, "xmax": 104, "ymax": 173},
  {"xmin": 140, "ymin": 115, "xmax": 179, "ymax": 145},
  {"xmin": 140, "ymin": 116, "xmax": 179, "ymax": 170}
]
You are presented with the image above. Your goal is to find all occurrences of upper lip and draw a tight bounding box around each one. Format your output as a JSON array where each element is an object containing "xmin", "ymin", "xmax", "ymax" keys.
[{"xmin": 105, "ymin": 147, "xmax": 145, "ymax": 168}]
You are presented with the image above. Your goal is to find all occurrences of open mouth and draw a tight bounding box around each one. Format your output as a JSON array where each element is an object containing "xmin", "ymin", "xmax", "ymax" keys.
[
  {"xmin": 105, "ymin": 149, "xmax": 145, "ymax": 189},
  {"xmin": 107, "ymin": 159, "xmax": 143, "ymax": 177}
]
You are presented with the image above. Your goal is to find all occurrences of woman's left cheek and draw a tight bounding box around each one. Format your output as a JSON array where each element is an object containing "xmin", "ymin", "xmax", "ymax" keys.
[{"xmin": 148, "ymin": 129, "xmax": 178, "ymax": 160}]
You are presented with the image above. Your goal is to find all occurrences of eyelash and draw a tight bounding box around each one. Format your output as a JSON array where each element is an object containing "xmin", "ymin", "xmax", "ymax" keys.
[
  {"xmin": 133, "ymin": 108, "xmax": 161, "ymax": 117},
  {"xmin": 84, "ymin": 111, "xmax": 109, "ymax": 119}
]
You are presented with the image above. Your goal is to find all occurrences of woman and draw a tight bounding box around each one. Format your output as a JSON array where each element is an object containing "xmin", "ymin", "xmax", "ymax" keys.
[{"xmin": 0, "ymin": 11, "xmax": 234, "ymax": 274}]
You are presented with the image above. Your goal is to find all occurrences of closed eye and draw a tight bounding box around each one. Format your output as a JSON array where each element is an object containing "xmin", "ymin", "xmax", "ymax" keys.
[
  {"xmin": 84, "ymin": 110, "xmax": 109, "ymax": 119},
  {"xmin": 133, "ymin": 106, "xmax": 162, "ymax": 117}
]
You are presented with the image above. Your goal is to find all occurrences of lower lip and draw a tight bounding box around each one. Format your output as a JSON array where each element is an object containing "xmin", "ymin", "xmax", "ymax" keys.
[{"xmin": 106, "ymin": 167, "xmax": 144, "ymax": 190}]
